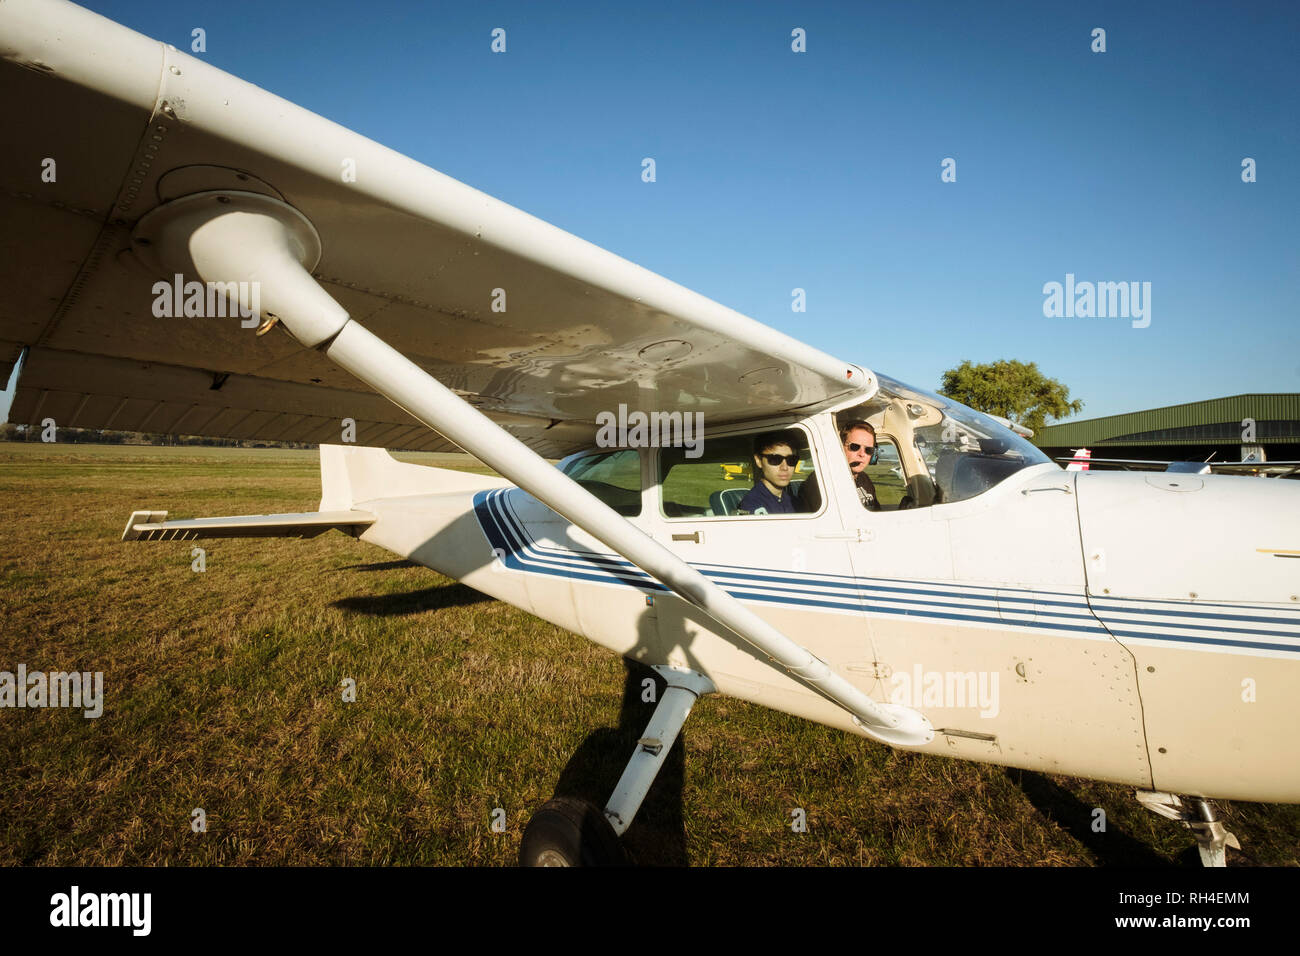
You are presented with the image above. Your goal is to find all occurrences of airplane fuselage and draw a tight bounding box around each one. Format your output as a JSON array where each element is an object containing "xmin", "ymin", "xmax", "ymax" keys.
[{"xmin": 338, "ymin": 406, "xmax": 1300, "ymax": 805}]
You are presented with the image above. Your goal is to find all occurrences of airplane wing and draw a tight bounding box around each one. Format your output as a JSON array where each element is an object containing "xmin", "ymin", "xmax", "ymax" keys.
[
  {"xmin": 0, "ymin": 0, "xmax": 871, "ymax": 458},
  {"xmin": 1203, "ymin": 462, "xmax": 1300, "ymax": 478},
  {"xmin": 1054, "ymin": 457, "xmax": 1177, "ymax": 471},
  {"xmin": 2, "ymin": 0, "xmax": 931, "ymax": 748}
]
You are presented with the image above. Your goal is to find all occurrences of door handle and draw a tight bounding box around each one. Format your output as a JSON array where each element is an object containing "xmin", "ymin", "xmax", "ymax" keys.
[
  {"xmin": 815, "ymin": 529, "xmax": 874, "ymax": 542},
  {"xmin": 1021, "ymin": 485, "xmax": 1072, "ymax": 495},
  {"xmin": 671, "ymin": 531, "xmax": 704, "ymax": 544}
]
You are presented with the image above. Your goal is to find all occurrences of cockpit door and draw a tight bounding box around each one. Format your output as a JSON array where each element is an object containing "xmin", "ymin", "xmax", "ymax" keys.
[{"xmin": 648, "ymin": 419, "xmax": 875, "ymax": 702}]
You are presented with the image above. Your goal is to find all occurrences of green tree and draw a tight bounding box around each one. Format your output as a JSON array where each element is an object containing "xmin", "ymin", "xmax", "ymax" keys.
[{"xmin": 938, "ymin": 359, "xmax": 1083, "ymax": 435}]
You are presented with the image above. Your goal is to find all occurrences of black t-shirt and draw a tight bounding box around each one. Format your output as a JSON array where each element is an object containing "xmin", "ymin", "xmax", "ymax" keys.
[
  {"xmin": 796, "ymin": 471, "xmax": 878, "ymax": 512},
  {"xmin": 852, "ymin": 471, "xmax": 879, "ymax": 510}
]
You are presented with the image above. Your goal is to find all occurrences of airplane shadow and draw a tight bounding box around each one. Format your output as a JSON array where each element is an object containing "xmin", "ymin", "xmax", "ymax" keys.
[
  {"xmin": 330, "ymin": 582, "xmax": 493, "ymax": 616},
  {"xmin": 1005, "ymin": 768, "xmax": 1172, "ymax": 866},
  {"xmin": 335, "ymin": 559, "xmax": 420, "ymax": 572},
  {"xmin": 550, "ymin": 660, "xmax": 689, "ymax": 866}
]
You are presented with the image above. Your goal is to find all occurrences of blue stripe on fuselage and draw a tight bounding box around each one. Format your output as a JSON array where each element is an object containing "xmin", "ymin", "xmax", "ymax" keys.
[{"xmin": 470, "ymin": 489, "xmax": 1300, "ymax": 654}]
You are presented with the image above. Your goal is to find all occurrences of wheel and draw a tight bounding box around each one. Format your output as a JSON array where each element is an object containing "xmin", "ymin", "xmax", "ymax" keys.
[{"xmin": 519, "ymin": 796, "xmax": 628, "ymax": 866}]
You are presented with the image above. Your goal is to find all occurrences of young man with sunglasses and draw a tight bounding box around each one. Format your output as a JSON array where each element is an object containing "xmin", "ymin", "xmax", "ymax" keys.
[
  {"xmin": 796, "ymin": 419, "xmax": 880, "ymax": 513},
  {"xmin": 737, "ymin": 431, "xmax": 802, "ymax": 515}
]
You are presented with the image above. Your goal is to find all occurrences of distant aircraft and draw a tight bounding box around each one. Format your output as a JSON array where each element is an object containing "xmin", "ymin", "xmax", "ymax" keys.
[{"xmin": 5, "ymin": 0, "xmax": 1297, "ymax": 866}]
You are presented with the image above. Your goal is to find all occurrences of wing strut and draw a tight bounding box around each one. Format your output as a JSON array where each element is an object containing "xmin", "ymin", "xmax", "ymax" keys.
[{"xmin": 139, "ymin": 193, "xmax": 932, "ymax": 748}]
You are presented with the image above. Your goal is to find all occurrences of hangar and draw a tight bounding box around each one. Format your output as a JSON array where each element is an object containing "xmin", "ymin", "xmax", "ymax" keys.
[{"xmin": 1034, "ymin": 394, "xmax": 1300, "ymax": 465}]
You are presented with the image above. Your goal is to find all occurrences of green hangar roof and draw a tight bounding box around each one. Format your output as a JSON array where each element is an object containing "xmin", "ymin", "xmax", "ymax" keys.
[{"xmin": 1034, "ymin": 394, "xmax": 1300, "ymax": 448}]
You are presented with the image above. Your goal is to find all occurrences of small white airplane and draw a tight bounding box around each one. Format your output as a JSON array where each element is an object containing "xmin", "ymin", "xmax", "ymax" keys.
[
  {"xmin": 1065, "ymin": 448, "xmax": 1092, "ymax": 472},
  {"xmin": 4, "ymin": 0, "xmax": 1298, "ymax": 867}
]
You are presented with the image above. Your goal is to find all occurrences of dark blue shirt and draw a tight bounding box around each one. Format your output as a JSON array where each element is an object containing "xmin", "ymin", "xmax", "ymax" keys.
[{"xmin": 738, "ymin": 481, "xmax": 797, "ymax": 515}]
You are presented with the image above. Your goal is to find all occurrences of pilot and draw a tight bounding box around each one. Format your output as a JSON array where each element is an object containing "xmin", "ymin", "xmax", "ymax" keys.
[
  {"xmin": 796, "ymin": 419, "xmax": 880, "ymax": 512},
  {"xmin": 841, "ymin": 421, "xmax": 880, "ymax": 510},
  {"xmin": 737, "ymin": 432, "xmax": 801, "ymax": 515}
]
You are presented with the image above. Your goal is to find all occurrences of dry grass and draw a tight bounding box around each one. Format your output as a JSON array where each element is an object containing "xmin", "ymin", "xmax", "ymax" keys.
[{"xmin": 1, "ymin": 442, "xmax": 1296, "ymax": 866}]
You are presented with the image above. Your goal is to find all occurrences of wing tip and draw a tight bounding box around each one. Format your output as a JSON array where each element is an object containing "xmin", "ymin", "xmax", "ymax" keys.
[{"xmin": 121, "ymin": 509, "xmax": 168, "ymax": 541}]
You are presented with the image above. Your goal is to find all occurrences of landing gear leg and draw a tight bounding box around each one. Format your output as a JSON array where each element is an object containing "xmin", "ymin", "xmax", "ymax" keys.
[
  {"xmin": 519, "ymin": 666, "xmax": 715, "ymax": 866},
  {"xmin": 1136, "ymin": 790, "xmax": 1241, "ymax": 867}
]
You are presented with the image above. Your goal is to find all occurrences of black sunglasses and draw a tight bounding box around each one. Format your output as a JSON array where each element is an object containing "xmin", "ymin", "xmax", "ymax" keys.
[
  {"xmin": 846, "ymin": 441, "xmax": 880, "ymax": 465},
  {"xmin": 761, "ymin": 453, "xmax": 799, "ymax": 467}
]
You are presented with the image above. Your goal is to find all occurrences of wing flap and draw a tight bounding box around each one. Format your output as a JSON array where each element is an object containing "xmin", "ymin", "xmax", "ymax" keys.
[{"xmin": 11, "ymin": 346, "xmax": 592, "ymax": 455}]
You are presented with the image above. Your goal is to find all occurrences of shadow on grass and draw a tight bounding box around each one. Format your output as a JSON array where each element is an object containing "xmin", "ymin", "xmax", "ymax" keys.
[
  {"xmin": 331, "ymin": 582, "xmax": 493, "ymax": 616},
  {"xmin": 550, "ymin": 660, "xmax": 688, "ymax": 866},
  {"xmin": 335, "ymin": 560, "xmax": 420, "ymax": 572},
  {"xmin": 1006, "ymin": 767, "xmax": 1174, "ymax": 866}
]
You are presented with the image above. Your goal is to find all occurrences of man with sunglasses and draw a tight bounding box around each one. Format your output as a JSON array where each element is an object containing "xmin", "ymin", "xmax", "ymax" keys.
[
  {"xmin": 841, "ymin": 421, "xmax": 881, "ymax": 510},
  {"xmin": 796, "ymin": 419, "xmax": 880, "ymax": 513},
  {"xmin": 737, "ymin": 431, "xmax": 802, "ymax": 515}
]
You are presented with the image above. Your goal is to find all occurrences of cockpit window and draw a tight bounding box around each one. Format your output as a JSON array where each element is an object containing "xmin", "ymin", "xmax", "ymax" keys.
[
  {"xmin": 861, "ymin": 376, "xmax": 1051, "ymax": 506},
  {"xmin": 861, "ymin": 438, "xmax": 906, "ymax": 508},
  {"xmin": 562, "ymin": 449, "xmax": 642, "ymax": 516},
  {"xmin": 659, "ymin": 426, "xmax": 817, "ymax": 518}
]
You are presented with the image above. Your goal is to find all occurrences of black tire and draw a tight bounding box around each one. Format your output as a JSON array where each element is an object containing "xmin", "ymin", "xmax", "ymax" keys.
[{"xmin": 519, "ymin": 796, "xmax": 628, "ymax": 866}]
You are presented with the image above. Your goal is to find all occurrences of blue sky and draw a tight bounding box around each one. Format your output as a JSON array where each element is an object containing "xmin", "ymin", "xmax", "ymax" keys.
[{"xmin": 5, "ymin": 0, "xmax": 1298, "ymax": 423}]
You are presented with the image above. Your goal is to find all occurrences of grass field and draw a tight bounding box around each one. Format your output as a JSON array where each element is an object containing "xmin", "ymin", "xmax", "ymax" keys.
[{"xmin": 1, "ymin": 442, "xmax": 1297, "ymax": 866}]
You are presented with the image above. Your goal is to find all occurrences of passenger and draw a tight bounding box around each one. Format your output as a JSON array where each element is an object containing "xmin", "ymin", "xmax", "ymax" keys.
[
  {"xmin": 737, "ymin": 432, "xmax": 800, "ymax": 515},
  {"xmin": 797, "ymin": 419, "xmax": 880, "ymax": 512}
]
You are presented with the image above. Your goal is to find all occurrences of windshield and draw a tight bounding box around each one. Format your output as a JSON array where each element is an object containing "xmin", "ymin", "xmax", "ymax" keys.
[{"xmin": 870, "ymin": 374, "xmax": 1053, "ymax": 505}]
